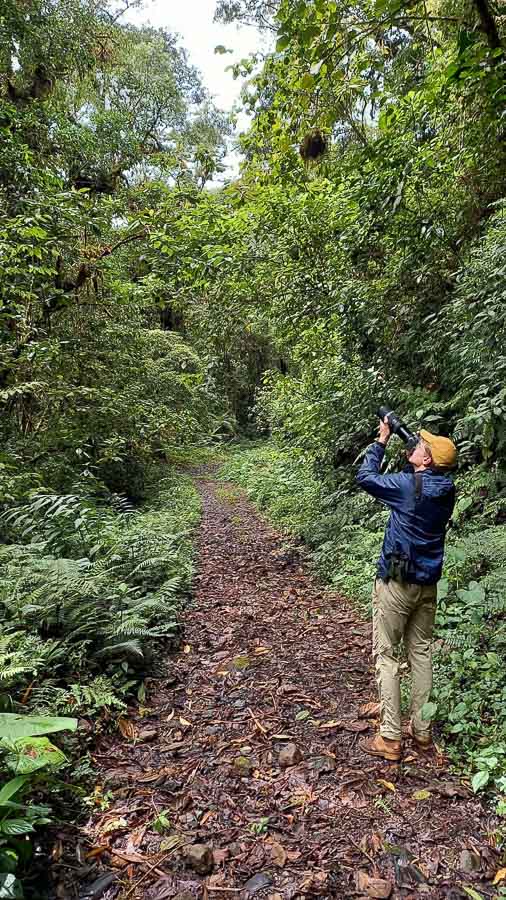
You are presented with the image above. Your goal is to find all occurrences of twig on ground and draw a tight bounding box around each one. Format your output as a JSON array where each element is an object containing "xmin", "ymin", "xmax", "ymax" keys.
[
  {"xmin": 349, "ymin": 836, "xmax": 376, "ymax": 867},
  {"xmin": 123, "ymin": 847, "xmax": 180, "ymax": 899},
  {"xmin": 248, "ymin": 706, "xmax": 269, "ymax": 734}
]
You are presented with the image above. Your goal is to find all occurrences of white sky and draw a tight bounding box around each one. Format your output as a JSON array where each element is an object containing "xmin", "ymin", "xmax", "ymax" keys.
[{"xmin": 123, "ymin": 0, "xmax": 269, "ymax": 177}]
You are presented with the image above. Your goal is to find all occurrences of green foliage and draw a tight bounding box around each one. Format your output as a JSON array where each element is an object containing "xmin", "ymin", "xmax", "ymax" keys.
[
  {"xmin": 220, "ymin": 446, "xmax": 322, "ymax": 535},
  {"xmin": 151, "ymin": 809, "xmax": 172, "ymax": 834},
  {"xmin": 0, "ymin": 472, "xmax": 200, "ymax": 710},
  {"xmin": 0, "ymin": 469, "xmax": 200, "ymax": 890},
  {"xmin": 0, "ymin": 715, "xmax": 77, "ymax": 896},
  {"xmin": 0, "ymin": 773, "xmax": 53, "ymax": 899}
]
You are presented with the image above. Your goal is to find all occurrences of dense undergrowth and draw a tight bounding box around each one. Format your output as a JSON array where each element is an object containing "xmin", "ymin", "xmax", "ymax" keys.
[
  {"xmin": 0, "ymin": 468, "xmax": 200, "ymax": 895},
  {"xmin": 220, "ymin": 444, "xmax": 506, "ymax": 802}
]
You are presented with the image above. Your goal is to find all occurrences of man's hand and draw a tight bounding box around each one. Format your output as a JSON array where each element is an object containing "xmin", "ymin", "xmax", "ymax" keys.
[{"xmin": 377, "ymin": 417, "xmax": 391, "ymax": 446}]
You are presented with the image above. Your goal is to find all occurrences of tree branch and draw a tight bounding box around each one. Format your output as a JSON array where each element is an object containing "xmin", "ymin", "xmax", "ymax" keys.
[{"xmin": 97, "ymin": 229, "xmax": 148, "ymax": 259}]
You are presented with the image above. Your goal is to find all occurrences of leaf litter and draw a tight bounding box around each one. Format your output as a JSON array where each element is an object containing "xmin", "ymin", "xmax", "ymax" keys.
[{"xmin": 52, "ymin": 471, "xmax": 500, "ymax": 899}]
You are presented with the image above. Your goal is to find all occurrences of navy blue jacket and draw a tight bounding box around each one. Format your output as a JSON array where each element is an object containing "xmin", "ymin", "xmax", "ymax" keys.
[{"xmin": 356, "ymin": 441, "xmax": 455, "ymax": 585}]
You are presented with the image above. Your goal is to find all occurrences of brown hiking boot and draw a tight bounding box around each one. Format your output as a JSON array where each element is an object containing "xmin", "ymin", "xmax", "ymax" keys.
[
  {"xmin": 407, "ymin": 721, "xmax": 433, "ymax": 750},
  {"xmin": 358, "ymin": 701, "xmax": 380, "ymax": 719},
  {"xmin": 359, "ymin": 734, "xmax": 402, "ymax": 762}
]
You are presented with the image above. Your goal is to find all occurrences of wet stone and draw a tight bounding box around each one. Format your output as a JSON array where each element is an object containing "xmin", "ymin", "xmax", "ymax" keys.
[
  {"xmin": 459, "ymin": 849, "xmax": 481, "ymax": 872},
  {"xmin": 311, "ymin": 755, "xmax": 336, "ymax": 773},
  {"xmin": 185, "ymin": 843, "xmax": 214, "ymax": 875},
  {"xmin": 244, "ymin": 872, "xmax": 273, "ymax": 894},
  {"xmin": 279, "ymin": 743, "xmax": 302, "ymax": 768}
]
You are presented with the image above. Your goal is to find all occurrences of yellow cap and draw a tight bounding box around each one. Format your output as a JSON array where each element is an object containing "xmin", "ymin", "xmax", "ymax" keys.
[{"xmin": 419, "ymin": 429, "xmax": 458, "ymax": 469}]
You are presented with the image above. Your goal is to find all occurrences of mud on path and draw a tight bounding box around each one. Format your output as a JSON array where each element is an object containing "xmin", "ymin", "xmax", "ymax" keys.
[{"xmin": 75, "ymin": 474, "xmax": 499, "ymax": 900}]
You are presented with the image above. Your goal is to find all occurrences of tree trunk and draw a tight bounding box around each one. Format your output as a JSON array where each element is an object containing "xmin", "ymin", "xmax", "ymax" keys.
[{"xmin": 472, "ymin": 0, "xmax": 502, "ymax": 52}]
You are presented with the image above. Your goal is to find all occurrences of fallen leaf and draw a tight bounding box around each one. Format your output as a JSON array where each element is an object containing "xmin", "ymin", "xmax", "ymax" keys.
[
  {"xmin": 124, "ymin": 826, "xmax": 147, "ymax": 852},
  {"xmin": 233, "ymin": 655, "xmax": 250, "ymax": 670},
  {"xmin": 433, "ymin": 781, "xmax": 469, "ymax": 798},
  {"xmin": 360, "ymin": 832, "xmax": 383, "ymax": 856},
  {"xmin": 377, "ymin": 779, "xmax": 396, "ymax": 792},
  {"xmin": 108, "ymin": 855, "xmax": 128, "ymax": 870},
  {"xmin": 207, "ymin": 872, "xmax": 231, "ymax": 889},
  {"xmin": 269, "ymin": 841, "xmax": 287, "ymax": 867},
  {"xmin": 118, "ymin": 718, "xmax": 136, "ymax": 740},
  {"xmin": 179, "ymin": 717, "xmax": 192, "ymax": 726},
  {"xmin": 254, "ymin": 647, "xmax": 271, "ymax": 654},
  {"xmin": 159, "ymin": 740, "xmax": 187, "ymax": 752},
  {"xmin": 160, "ymin": 834, "xmax": 184, "ymax": 852},
  {"xmin": 183, "ymin": 644, "xmax": 192, "ymax": 653},
  {"xmin": 111, "ymin": 849, "xmax": 151, "ymax": 864},
  {"xmin": 271, "ymin": 734, "xmax": 292, "ymax": 740},
  {"xmin": 299, "ymin": 870, "xmax": 328, "ymax": 892},
  {"xmin": 166, "ymin": 709, "xmax": 175, "ymax": 721},
  {"xmin": 412, "ymin": 789, "xmax": 431, "ymax": 801},
  {"xmin": 136, "ymin": 769, "xmax": 166, "ymax": 783},
  {"xmin": 356, "ymin": 871, "xmax": 392, "ymax": 898},
  {"xmin": 342, "ymin": 720, "xmax": 369, "ymax": 733},
  {"xmin": 200, "ymin": 810, "xmax": 216, "ymax": 825},
  {"xmin": 319, "ymin": 720, "xmax": 341, "ymax": 729},
  {"xmin": 493, "ymin": 868, "xmax": 506, "ymax": 885},
  {"xmin": 338, "ymin": 788, "xmax": 368, "ymax": 809},
  {"xmin": 85, "ymin": 846, "xmax": 108, "ymax": 860},
  {"xmin": 51, "ymin": 839, "xmax": 64, "ymax": 862},
  {"xmin": 213, "ymin": 848, "xmax": 230, "ymax": 865},
  {"xmin": 138, "ymin": 727, "xmax": 157, "ymax": 742},
  {"xmin": 101, "ymin": 816, "xmax": 128, "ymax": 835}
]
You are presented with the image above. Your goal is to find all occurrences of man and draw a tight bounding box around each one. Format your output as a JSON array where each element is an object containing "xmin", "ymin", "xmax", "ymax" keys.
[{"xmin": 355, "ymin": 417, "xmax": 457, "ymax": 762}]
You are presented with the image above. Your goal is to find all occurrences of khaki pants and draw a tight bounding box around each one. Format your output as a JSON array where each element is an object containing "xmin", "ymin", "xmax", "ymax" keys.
[{"xmin": 372, "ymin": 578, "xmax": 437, "ymax": 741}]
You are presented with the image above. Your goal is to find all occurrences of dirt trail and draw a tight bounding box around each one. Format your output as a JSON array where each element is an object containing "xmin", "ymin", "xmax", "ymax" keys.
[{"xmin": 73, "ymin": 474, "xmax": 499, "ymax": 900}]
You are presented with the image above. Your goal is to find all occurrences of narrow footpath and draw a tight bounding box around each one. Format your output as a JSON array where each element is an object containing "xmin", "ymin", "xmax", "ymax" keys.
[{"xmin": 77, "ymin": 473, "xmax": 499, "ymax": 900}]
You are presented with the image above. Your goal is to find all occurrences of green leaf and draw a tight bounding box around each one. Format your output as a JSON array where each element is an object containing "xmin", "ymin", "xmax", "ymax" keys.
[
  {"xmin": 471, "ymin": 771, "xmax": 490, "ymax": 793},
  {"xmin": 0, "ymin": 820, "xmax": 35, "ymax": 836},
  {"xmin": 462, "ymin": 887, "xmax": 485, "ymax": 900},
  {"xmin": 0, "ymin": 777, "xmax": 29, "ymax": 806},
  {"xmin": 0, "ymin": 873, "xmax": 24, "ymax": 899},
  {"xmin": 421, "ymin": 702, "xmax": 437, "ymax": 722},
  {"xmin": 3, "ymin": 737, "xmax": 67, "ymax": 775},
  {"xmin": 437, "ymin": 578, "xmax": 449, "ymax": 600},
  {"xmin": 0, "ymin": 714, "xmax": 77, "ymax": 742},
  {"xmin": 299, "ymin": 73, "xmax": 315, "ymax": 90},
  {"xmin": 276, "ymin": 35, "xmax": 290, "ymax": 52}
]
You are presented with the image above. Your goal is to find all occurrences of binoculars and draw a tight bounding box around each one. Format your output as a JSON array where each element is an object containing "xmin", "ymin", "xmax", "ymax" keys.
[{"xmin": 377, "ymin": 406, "xmax": 418, "ymax": 451}]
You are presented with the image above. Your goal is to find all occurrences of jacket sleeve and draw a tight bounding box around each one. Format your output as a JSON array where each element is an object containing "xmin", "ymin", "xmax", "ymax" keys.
[{"xmin": 356, "ymin": 442, "xmax": 405, "ymax": 509}]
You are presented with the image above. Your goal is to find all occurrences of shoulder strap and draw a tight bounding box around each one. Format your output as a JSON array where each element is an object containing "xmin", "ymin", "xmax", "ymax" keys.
[{"xmin": 415, "ymin": 471, "xmax": 423, "ymax": 501}]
